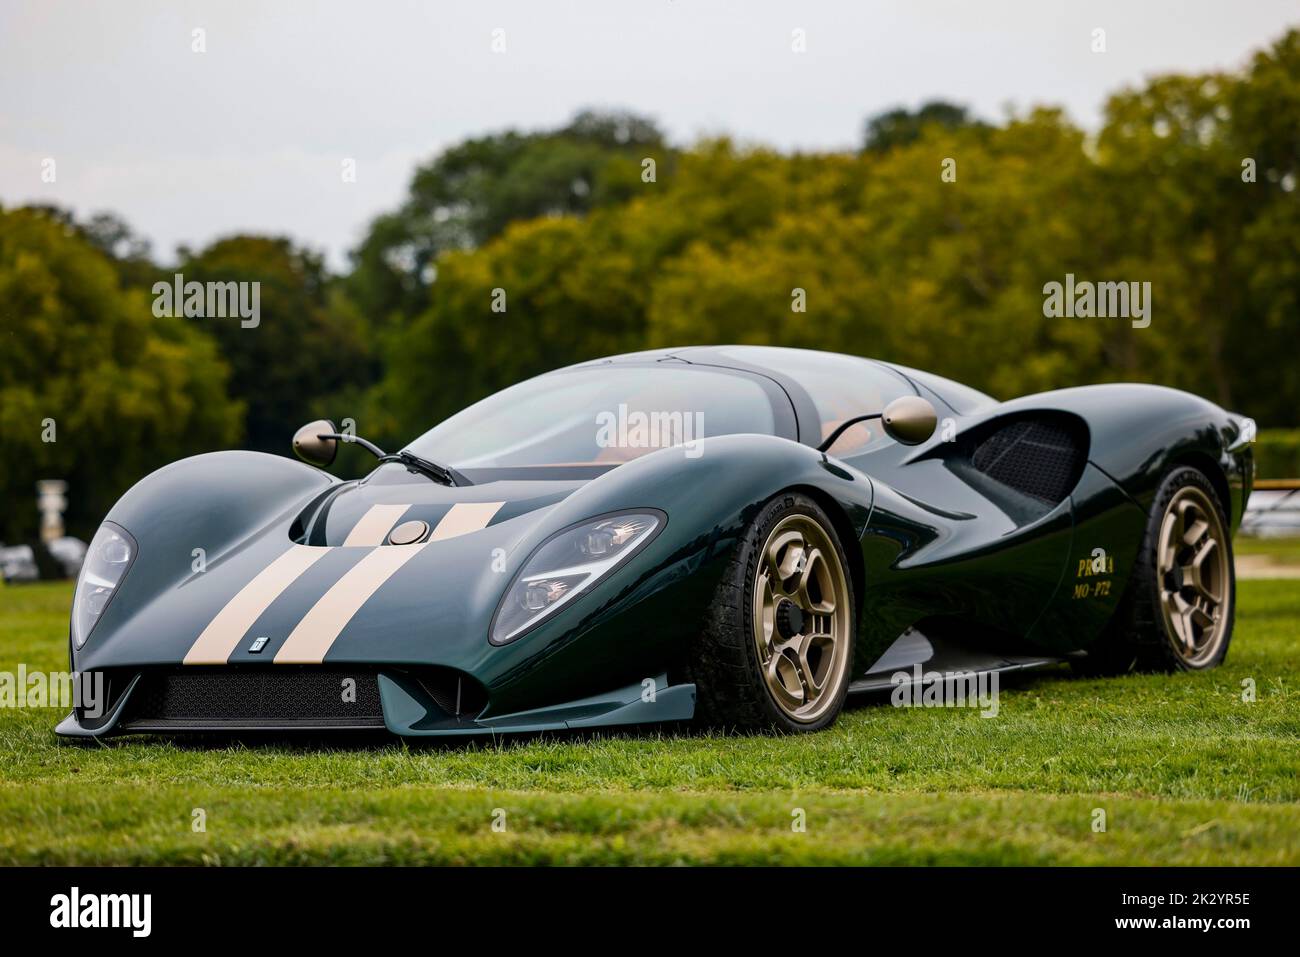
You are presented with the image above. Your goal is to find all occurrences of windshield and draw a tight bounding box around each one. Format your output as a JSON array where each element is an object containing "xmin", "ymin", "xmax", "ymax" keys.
[{"xmin": 406, "ymin": 366, "xmax": 782, "ymax": 471}]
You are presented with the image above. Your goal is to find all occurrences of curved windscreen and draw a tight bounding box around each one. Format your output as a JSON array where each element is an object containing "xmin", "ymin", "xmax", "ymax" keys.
[{"xmin": 406, "ymin": 366, "xmax": 781, "ymax": 471}]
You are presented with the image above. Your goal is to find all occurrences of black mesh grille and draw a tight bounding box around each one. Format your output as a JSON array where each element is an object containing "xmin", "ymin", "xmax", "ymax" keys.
[
  {"xmin": 123, "ymin": 669, "xmax": 384, "ymax": 729},
  {"xmin": 970, "ymin": 418, "xmax": 1086, "ymax": 504}
]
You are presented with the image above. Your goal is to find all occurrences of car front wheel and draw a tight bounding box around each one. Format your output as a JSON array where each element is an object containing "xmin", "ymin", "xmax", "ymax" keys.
[{"xmin": 691, "ymin": 493, "xmax": 856, "ymax": 732}]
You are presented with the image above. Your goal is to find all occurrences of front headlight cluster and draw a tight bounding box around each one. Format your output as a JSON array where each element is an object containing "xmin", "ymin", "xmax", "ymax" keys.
[
  {"xmin": 71, "ymin": 522, "xmax": 136, "ymax": 649},
  {"xmin": 490, "ymin": 511, "xmax": 663, "ymax": 644}
]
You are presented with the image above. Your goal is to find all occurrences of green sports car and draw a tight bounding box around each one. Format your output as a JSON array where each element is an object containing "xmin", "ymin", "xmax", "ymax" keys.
[{"xmin": 58, "ymin": 346, "xmax": 1254, "ymax": 738}]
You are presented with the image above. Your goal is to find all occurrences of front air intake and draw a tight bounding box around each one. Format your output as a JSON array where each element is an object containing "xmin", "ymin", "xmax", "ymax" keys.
[{"xmin": 120, "ymin": 668, "xmax": 385, "ymax": 730}]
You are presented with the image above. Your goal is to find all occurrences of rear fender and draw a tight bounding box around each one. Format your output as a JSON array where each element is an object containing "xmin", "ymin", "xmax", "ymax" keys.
[{"xmin": 991, "ymin": 384, "xmax": 1248, "ymax": 528}]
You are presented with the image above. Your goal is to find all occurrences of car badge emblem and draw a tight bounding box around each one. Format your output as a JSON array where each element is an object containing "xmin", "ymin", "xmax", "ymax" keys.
[{"xmin": 249, "ymin": 636, "xmax": 270, "ymax": 653}]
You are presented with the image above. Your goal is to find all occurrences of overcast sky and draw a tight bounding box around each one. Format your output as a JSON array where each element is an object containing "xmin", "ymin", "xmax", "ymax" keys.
[{"xmin": 2, "ymin": 0, "xmax": 1295, "ymax": 269}]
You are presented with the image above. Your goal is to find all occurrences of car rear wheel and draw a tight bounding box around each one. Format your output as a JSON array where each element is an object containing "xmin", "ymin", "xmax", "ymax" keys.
[
  {"xmin": 1075, "ymin": 466, "xmax": 1235, "ymax": 675},
  {"xmin": 690, "ymin": 493, "xmax": 856, "ymax": 732}
]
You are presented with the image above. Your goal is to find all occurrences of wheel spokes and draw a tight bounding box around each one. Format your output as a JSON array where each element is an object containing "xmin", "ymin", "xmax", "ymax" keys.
[
  {"xmin": 1180, "ymin": 500, "xmax": 1209, "ymax": 549},
  {"xmin": 1182, "ymin": 537, "xmax": 1222, "ymax": 604},
  {"xmin": 768, "ymin": 627, "xmax": 834, "ymax": 709},
  {"xmin": 1161, "ymin": 591, "xmax": 1197, "ymax": 652},
  {"xmin": 767, "ymin": 530, "xmax": 806, "ymax": 593},
  {"xmin": 1190, "ymin": 596, "xmax": 1217, "ymax": 631},
  {"xmin": 798, "ymin": 625, "xmax": 834, "ymax": 694},
  {"xmin": 750, "ymin": 513, "xmax": 851, "ymax": 723},
  {"xmin": 1158, "ymin": 510, "xmax": 1179, "ymax": 575},
  {"xmin": 794, "ymin": 548, "xmax": 836, "ymax": 614},
  {"xmin": 767, "ymin": 650, "xmax": 806, "ymax": 710},
  {"xmin": 1156, "ymin": 487, "xmax": 1230, "ymax": 664}
]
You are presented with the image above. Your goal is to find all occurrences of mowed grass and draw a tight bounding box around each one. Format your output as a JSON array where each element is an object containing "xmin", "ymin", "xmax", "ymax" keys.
[
  {"xmin": 0, "ymin": 578, "xmax": 1297, "ymax": 865},
  {"xmin": 1236, "ymin": 535, "xmax": 1300, "ymax": 564}
]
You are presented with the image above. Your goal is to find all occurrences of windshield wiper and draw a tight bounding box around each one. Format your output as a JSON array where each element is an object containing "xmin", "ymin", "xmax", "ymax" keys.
[
  {"xmin": 312, "ymin": 427, "xmax": 462, "ymax": 486},
  {"xmin": 377, "ymin": 450, "xmax": 461, "ymax": 487}
]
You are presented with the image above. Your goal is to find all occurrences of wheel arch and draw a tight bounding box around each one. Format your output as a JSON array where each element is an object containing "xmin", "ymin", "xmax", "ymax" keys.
[{"xmin": 1168, "ymin": 450, "xmax": 1232, "ymax": 527}]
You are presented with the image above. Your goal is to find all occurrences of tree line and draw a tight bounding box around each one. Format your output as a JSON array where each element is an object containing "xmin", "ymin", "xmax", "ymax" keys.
[{"xmin": 2, "ymin": 30, "xmax": 1297, "ymax": 542}]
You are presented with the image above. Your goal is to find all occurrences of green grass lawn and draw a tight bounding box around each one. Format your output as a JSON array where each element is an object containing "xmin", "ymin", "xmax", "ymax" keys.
[
  {"xmin": 1, "ymin": 579, "xmax": 1297, "ymax": 865},
  {"xmin": 1236, "ymin": 535, "xmax": 1300, "ymax": 564}
]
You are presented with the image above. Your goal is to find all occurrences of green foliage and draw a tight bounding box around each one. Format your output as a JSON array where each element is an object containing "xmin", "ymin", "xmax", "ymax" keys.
[
  {"xmin": 3, "ymin": 33, "xmax": 1298, "ymax": 529},
  {"xmin": 365, "ymin": 111, "xmax": 1114, "ymax": 437},
  {"xmin": 0, "ymin": 208, "xmax": 242, "ymax": 541},
  {"xmin": 1255, "ymin": 429, "xmax": 1300, "ymax": 479},
  {"xmin": 346, "ymin": 109, "xmax": 670, "ymax": 323},
  {"xmin": 175, "ymin": 236, "xmax": 373, "ymax": 454},
  {"xmin": 372, "ymin": 31, "xmax": 1300, "ymax": 445},
  {"xmin": 1094, "ymin": 36, "xmax": 1300, "ymax": 419},
  {"xmin": 862, "ymin": 100, "xmax": 991, "ymax": 153},
  {"xmin": 649, "ymin": 112, "xmax": 1105, "ymax": 403}
]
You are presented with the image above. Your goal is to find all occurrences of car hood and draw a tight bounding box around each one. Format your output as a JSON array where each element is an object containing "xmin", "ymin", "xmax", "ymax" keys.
[
  {"xmin": 304, "ymin": 463, "xmax": 585, "ymax": 546},
  {"xmin": 77, "ymin": 464, "xmax": 591, "ymax": 673}
]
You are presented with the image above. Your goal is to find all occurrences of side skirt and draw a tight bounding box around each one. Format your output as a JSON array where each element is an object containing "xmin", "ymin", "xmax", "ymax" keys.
[{"xmin": 848, "ymin": 626, "xmax": 1070, "ymax": 695}]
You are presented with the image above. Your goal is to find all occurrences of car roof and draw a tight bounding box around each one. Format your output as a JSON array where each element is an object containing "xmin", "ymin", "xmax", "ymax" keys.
[{"xmin": 563, "ymin": 345, "xmax": 997, "ymax": 416}]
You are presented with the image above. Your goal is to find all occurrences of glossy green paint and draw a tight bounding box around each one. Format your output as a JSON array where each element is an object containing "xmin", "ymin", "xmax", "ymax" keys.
[
  {"xmin": 60, "ymin": 347, "xmax": 1253, "ymax": 738},
  {"xmin": 377, "ymin": 672, "xmax": 696, "ymax": 736}
]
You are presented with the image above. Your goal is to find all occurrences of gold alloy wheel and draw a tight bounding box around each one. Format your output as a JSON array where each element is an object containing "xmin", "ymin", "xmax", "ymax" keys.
[
  {"xmin": 1157, "ymin": 486, "xmax": 1231, "ymax": 667},
  {"xmin": 751, "ymin": 513, "xmax": 851, "ymax": 723}
]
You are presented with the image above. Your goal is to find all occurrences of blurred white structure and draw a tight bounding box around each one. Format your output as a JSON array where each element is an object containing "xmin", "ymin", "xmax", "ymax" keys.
[
  {"xmin": 1241, "ymin": 487, "xmax": 1300, "ymax": 537},
  {"xmin": 37, "ymin": 479, "xmax": 68, "ymax": 543}
]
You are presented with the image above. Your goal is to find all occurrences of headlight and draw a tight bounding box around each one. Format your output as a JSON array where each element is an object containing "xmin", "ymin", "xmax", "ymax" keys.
[
  {"xmin": 71, "ymin": 522, "xmax": 136, "ymax": 649},
  {"xmin": 490, "ymin": 510, "xmax": 664, "ymax": 644}
]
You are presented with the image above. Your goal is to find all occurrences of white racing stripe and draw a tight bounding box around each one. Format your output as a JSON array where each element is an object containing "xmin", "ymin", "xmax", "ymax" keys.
[
  {"xmin": 183, "ymin": 545, "xmax": 330, "ymax": 665},
  {"xmin": 273, "ymin": 500, "xmax": 505, "ymax": 663},
  {"xmin": 273, "ymin": 543, "xmax": 428, "ymax": 663},
  {"xmin": 185, "ymin": 501, "xmax": 508, "ymax": 667},
  {"xmin": 342, "ymin": 503, "xmax": 411, "ymax": 546},
  {"xmin": 429, "ymin": 501, "xmax": 504, "ymax": 541}
]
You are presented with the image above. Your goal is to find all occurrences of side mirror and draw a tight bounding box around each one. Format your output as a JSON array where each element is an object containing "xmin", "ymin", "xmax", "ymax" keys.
[
  {"xmin": 881, "ymin": 396, "xmax": 937, "ymax": 445},
  {"xmin": 292, "ymin": 419, "xmax": 338, "ymax": 467}
]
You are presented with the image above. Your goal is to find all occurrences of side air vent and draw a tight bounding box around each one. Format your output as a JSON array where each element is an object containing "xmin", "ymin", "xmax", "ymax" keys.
[
  {"xmin": 969, "ymin": 416, "xmax": 1087, "ymax": 505},
  {"xmin": 416, "ymin": 668, "xmax": 489, "ymax": 719}
]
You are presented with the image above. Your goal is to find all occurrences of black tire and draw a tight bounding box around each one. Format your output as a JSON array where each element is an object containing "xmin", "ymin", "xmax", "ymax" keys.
[
  {"xmin": 689, "ymin": 492, "xmax": 856, "ymax": 732},
  {"xmin": 1073, "ymin": 466, "xmax": 1235, "ymax": 676}
]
